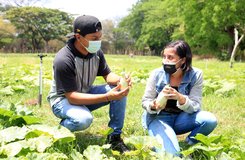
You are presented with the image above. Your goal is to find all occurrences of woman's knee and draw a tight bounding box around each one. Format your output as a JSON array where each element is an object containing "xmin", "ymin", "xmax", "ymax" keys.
[{"xmin": 197, "ymin": 111, "xmax": 218, "ymax": 129}]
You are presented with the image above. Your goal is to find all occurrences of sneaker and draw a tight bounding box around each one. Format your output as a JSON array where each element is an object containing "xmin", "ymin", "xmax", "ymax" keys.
[{"xmin": 106, "ymin": 134, "xmax": 130, "ymax": 153}]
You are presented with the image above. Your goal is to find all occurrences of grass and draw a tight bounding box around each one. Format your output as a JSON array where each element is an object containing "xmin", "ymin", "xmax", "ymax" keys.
[{"xmin": 0, "ymin": 53, "xmax": 245, "ymax": 158}]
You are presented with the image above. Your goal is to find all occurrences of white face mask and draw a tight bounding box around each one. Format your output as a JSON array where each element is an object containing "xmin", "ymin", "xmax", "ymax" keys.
[{"xmin": 79, "ymin": 37, "xmax": 101, "ymax": 53}]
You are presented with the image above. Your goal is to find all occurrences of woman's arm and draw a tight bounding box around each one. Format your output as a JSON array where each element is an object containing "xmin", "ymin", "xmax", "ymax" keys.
[
  {"xmin": 142, "ymin": 70, "xmax": 159, "ymax": 114},
  {"xmin": 177, "ymin": 70, "xmax": 203, "ymax": 113}
]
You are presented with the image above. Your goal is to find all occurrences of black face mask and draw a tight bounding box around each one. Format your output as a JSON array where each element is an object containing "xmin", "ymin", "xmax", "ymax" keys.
[
  {"xmin": 163, "ymin": 63, "xmax": 177, "ymax": 74},
  {"xmin": 163, "ymin": 59, "xmax": 182, "ymax": 74}
]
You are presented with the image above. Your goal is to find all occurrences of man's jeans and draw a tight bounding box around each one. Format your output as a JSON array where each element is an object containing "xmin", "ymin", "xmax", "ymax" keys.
[
  {"xmin": 52, "ymin": 84, "xmax": 127, "ymax": 135},
  {"xmin": 142, "ymin": 110, "xmax": 217, "ymax": 156}
]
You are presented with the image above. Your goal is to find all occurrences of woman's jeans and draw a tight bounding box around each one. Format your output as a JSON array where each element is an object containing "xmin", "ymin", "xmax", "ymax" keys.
[
  {"xmin": 52, "ymin": 84, "xmax": 127, "ymax": 135},
  {"xmin": 142, "ymin": 110, "xmax": 217, "ymax": 156}
]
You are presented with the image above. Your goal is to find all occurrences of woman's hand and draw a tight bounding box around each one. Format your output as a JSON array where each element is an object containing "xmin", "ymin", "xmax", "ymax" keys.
[
  {"xmin": 163, "ymin": 86, "xmax": 186, "ymax": 105},
  {"xmin": 150, "ymin": 99, "xmax": 165, "ymax": 111},
  {"xmin": 163, "ymin": 86, "xmax": 179, "ymax": 100}
]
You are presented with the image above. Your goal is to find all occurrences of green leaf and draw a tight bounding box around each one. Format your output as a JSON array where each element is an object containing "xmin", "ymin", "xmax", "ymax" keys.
[
  {"xmin": 214, "ymin": 81, "xmax": 236, "ymax": 96},
  {"xmin": 12, "ymin": 85, "xmax": 26, "ymax": 92},
  {"xmin": 123, "ymin": 149, "xmax": 141, "ymax": 156},
  {"xmin": 25, "ymin": 135, "xmax": 53, "ymax": 153},
  {"xmin": 2, "ymin": 141, "xmax": 23, "ymax": 157},
  {"xmin": 22, "ymin": 116, "xmax": 41, "ymax": 125},
  {"xmin": 195, "ymin": 134, "xmax": 222, "ymax": 146},
  {"xmin": 98, "ymin": 128, "xmax": 114, "ymax": 136},
  {"xmin": 124, "ymin": 136, "xmax": 161, "ymax": 150},
  {"xmin": 28, "ymin": 124, "xmax": 75, "ymax": 143},
  {"xmin": 191, "ymin": 145, "xmax": 223, "ymax": 157},
  {"xmin": 0, "ymin": 108, "xmax": 14, "ymax": 117},
  {"xmin": 83, "ymin": 145, "xmax": 111, "ymax": 160},
  {"xmin": 25, "ymin": 152, "xmax": 68, "ymax": 160},
  {"xmin": 181, "ymin": 147, "xmax": 195, "ymax": 156},
  {"xmin": 0, "ymin": 86, "xmax": 14, "ymax": 96},
  {"xmin": 15, "ymin": 105, "xmax": 33, "ymax": 116},
  {"xmin": 70, "ymin": 149, "xmax": 84, "ymax": 160},
  {"xmin": 0, "ymin": 126, "xmax": 29, "ymax": 143}
]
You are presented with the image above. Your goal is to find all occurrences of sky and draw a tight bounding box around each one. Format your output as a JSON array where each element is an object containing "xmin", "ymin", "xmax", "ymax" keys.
[{"xmin": 34, "ymin": 0, "xmax": 138, "ymax": 20}]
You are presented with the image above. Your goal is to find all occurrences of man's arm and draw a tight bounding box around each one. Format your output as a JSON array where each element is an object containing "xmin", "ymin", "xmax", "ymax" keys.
[
  {"xmin": 65, "ymin": 84, "xmax": 128, "ymax": 106},
  {"xmin": 103, "ymin": 72, "xmax": 120, "ymax": 85},
  {"xmin": 65, "ymin": 92, "xmax": 109, "ymax": 105}
]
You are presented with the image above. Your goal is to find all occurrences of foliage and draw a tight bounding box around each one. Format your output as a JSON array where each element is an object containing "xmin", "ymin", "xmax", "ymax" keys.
[
  {"xmin": 203, "ymin": 79, "xmax": 236, "ymax": 97},
  {"xmin": 181, "ymin": 134, "xmax": 245, "ymax": 160},
  {"xmin": 112, "ymin": 27, "xmax": 135, "ymax": 54},
  {"xmin": 0, "ymin": 15, "xmax": 15, "ymax": 49},
  {"xmin": 0, "ymin": 125, "xmax": 75, "ymax": 158},
  {"xmin": 120, "ymin": 0, "xmax": 178, "ymax": 55},
  {"xmin": 119, "ymin": 0, "xmax": 245, "ymax": 58},
  {"xmin": 83, "ymin": 145, "xmax": 114, "ymax": 160},
  {"xmin": 0, "ymin": 100, "xmax": 75, "ymax": 158},
  {"xmin": 0, "ymin": 102, "xmax": 40, "ymax": 128},
  {"xmin": 6, "ymin": 6, "xmax": 73, "ymax": 52}
]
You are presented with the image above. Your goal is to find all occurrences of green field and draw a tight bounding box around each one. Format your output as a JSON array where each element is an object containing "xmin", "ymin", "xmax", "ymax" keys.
[{"xmin": 0, "ymin": 54, "xmax": 244, "ymax": 159}]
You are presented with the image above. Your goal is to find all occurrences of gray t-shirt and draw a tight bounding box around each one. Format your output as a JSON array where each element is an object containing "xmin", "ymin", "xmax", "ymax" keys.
[{"xmin": 47, "ymin": 38, "xmax": 111, "ymax": 106}]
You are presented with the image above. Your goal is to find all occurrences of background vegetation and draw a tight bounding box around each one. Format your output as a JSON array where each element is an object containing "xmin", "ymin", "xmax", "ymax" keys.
[{"xmin": 0, "ymin": 0, "xmax": 245, "ymax": 60}]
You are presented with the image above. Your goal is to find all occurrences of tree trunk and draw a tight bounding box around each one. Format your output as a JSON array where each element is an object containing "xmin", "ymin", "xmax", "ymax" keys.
[
  {"xmin": 229, "ymin": 28, "xmax": 244, "ymax": 68},
  {"xmin": 44, "ymin": 41, "xmax": 49, "ymax": 53}
]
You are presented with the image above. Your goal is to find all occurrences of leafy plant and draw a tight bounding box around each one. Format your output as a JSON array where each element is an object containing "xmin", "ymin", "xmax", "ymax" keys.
[
  {"xmin": 83, "ymin": 145, "xmax": 114, "ymax": 160},
  {"xmin": 203, "ymin": 79, "xmax": 236, "ymax": 97},
  {"xmin": 181, "ymin": 134, "xmax": 245, "ymax": 160},
  {"xmin": 0, "ymin": 125, "xmax": 75, "ymax": 158},
  {"xmin": 0, "ymin": 102, "xmax": 40, "ymax": 127}
]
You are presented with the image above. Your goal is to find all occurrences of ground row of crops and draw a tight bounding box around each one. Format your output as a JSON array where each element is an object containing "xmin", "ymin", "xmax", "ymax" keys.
[{"xmin": 0, "ymin": 54, "xmax": 244, "ymax": 159}]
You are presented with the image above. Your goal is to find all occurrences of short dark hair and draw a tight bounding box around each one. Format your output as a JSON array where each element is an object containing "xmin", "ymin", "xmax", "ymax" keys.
[{"xmin": 164, "ymin": 40, "xmax": 192, "ymax": 71}]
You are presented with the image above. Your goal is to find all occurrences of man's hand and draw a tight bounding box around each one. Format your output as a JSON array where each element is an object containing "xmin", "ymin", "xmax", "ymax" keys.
[
  {"xmin": 125, "ymin": 73, "xmax": 133, "ymax": 88},
  {"xmin": 106, "ymin": 84, "xmax": 130, "ymax": 101},
  {"xmin": 119, "ymin": 72, "xmax": 133, "ymax": 90}
]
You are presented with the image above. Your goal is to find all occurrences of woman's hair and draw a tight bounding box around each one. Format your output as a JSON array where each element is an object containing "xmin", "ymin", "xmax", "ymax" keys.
[{"xmin": 163, "ymin": 40, "xmax": 192, "ymax": 71}]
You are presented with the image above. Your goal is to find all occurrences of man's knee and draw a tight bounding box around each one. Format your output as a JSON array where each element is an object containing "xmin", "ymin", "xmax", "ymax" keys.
[
  {"xmin": 65, "ymin": 114, "xmax": 93, "ymax": 132},
  {"xmin": 77, "ymin": 114, "xmax": 93, "ymax": 131}
]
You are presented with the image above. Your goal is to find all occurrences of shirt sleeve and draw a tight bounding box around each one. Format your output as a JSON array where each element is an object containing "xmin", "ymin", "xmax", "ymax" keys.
[
  {"xmin": 177, "ymin": 70, "xmax": 203, "ymax": 113},
  {"xmin": 142, "ymin": 70, "xmax": 158, "ymax": 114},
  {"xmin": 53, "ymin": 53, "xmax": 77, "ymax": 94},
  {"xmin": 97, "ymin": 50, "xmax": 111, "ymax": 76}
]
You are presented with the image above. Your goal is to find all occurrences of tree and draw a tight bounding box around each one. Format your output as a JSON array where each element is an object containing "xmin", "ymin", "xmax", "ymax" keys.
[
  {"xmin": 6, "ymin": 6, "xmax": 73, "ymax": 53},
  {"xmin": 120, "ymin": 0, "xmax": 245, "ymax": 59},
  {"xmin": 181, "ymin": 0, "xmax": 245, "ymax": 59},
  {"xmin": 229, "ymin": 28, "xmax": 244, "ymax": 68},
  {"xmin": 119, "ymin": 0, "xmax": 182, "ymax": 56},
  {"xmin": 113, "ymin": 27, "xmax": 134, "ymax": 55},
  {"xmin": 0, "ymin": 16, "xmax": 15, "ymax": 50},
  {"xmin": 101, "ymin": 19, "xmax": 115, "ymax": 54}
]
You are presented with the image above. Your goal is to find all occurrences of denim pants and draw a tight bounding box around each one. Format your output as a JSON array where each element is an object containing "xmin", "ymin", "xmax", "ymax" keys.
[
  {"xmin": 52, "ymin": 84, "xmax": 127, "ymax": 135},
  {"xmin": 142, "ymin": 110, "xmax": 217, "ymax": 156}
]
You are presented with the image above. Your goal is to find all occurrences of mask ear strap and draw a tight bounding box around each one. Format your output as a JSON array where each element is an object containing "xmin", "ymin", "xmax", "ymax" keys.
[{"xmin": 181, "ymin": 63, "xmax": 187, "ymax": 70}]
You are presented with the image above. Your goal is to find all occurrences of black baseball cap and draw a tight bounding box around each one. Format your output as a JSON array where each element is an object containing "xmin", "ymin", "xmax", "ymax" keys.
[{"xmin": 73, "ymin": 15, "xmax": 102, "ymax": 36}]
